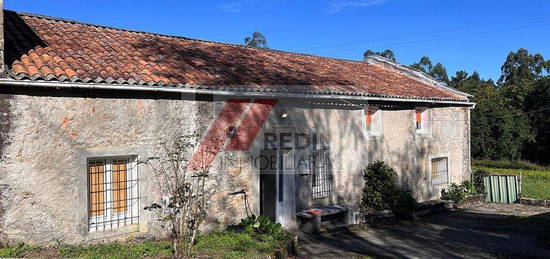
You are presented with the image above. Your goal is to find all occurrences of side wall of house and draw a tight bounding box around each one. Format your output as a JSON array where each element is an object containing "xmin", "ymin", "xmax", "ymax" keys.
[
  {"xmin": 0, "ymin": 94, "xmax": 470, "ymax": 244},
  {"xmin": 0, "ymin": 93, "xmax": 12, "ymax": 242},
  {"xmin": 0, "ymin": 94, "xmax": 255, "ymax": 245},
  {"xmin": 257, "ymin": 103, "xmax": 470, "ymax": 211}
]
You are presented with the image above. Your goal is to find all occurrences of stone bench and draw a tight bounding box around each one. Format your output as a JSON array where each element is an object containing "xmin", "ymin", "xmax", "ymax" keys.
[{"xmin": 296, "ymin": 205, "xmax": 352, "ymax": 233}]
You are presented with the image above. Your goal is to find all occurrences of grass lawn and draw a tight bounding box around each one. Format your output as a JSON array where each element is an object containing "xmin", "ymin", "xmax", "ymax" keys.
[
  {"xmin": 0, "ymin": 230, "xmax": 288, "ymax": 259},
  {"xmin": 474, "ymin": 166, "xmax": 550, "ymax": 200}
]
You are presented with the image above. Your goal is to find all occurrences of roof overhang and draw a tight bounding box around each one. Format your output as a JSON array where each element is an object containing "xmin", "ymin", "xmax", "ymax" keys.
[{"xmin": 0, "ymin": 79, "xmax": 476, "ymax": 107}]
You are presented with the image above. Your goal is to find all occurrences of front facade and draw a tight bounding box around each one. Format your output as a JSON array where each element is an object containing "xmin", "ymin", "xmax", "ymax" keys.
[{"xmin": 0, "ymin": 5, "xmax": 474, "ymax": 244}]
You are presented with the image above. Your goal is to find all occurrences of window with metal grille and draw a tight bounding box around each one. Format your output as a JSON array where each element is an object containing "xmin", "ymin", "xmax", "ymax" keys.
[
  {"xmin": 431, "ymin": 157, "xmax": 449, "ymax": 187},
  {"xmin": 88, "ymin": 157, "xmax": 139, "ymax": 231},
  {"xmin": 311, "ymin": 149, "xmax": 332, "ymax": 199}
]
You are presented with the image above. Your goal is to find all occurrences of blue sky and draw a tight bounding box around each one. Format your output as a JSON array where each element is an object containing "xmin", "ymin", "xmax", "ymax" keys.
[{"xmin": 6, "ymin": 0, "xmax": 550, "ymax": 81}]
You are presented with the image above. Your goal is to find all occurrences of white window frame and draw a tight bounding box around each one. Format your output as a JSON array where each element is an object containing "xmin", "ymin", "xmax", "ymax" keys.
[
  {"xmin": 364, "ymin": 106, "xmax": 382, "ymax": 136},
  {"xmin": 428, "ymin": 155, "xmax": 451, "ymax": 189},
  {"xmin": 414, "ymin": 107, "xmax": 431, "ymax": 134},
  {"xmin": 88, "ymin": 156, "xmax": 139, "ymax": 231}
]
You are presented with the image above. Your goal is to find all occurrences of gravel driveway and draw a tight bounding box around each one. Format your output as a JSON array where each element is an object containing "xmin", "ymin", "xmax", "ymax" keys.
[{"xmin": 297, "ymin": 203, "xmax": 550, "ymax": 258}]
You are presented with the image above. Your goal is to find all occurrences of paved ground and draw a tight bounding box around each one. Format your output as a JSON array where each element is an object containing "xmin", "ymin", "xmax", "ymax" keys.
[{"xmin": 297, "ymin": 203, "xmax": 550, "ymax": 258}]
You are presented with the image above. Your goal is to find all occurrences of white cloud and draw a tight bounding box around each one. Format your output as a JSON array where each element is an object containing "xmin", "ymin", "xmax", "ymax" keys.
[{"xmin": 326, "ymin": 0, "xmax": 392, "ymax": 13}]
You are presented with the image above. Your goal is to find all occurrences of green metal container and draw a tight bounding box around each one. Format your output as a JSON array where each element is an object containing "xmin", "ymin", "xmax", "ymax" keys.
[{"xmin": 484, "ymin": 175, "xmax": 521, "ymax": 203}]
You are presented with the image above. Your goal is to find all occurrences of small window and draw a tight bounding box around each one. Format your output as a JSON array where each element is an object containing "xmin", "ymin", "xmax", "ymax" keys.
[
  {"xmin": 88, "ymin": 157, "xmax": 139, "ymax": 231},
  {"xmin": 365, "ymin": 106, "xmax": 382, "ymax": 136},
  {"xmin": 415, "ymin": 107, "xmax": 429, "ymax": 133},
  {"xmin": 311, "ymin": 149, "xmax": 332, "ymax": 199},
  {"xmin": 431, "ymin": 157, "xmax": 449, "ymax": 187}
]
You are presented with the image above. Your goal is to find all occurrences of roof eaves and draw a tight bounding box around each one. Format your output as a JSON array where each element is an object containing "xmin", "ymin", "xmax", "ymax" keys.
[
  {"xmin": 0, "ymin": 77, "xmax": 475, "ymax": 105},
  {"xmin": 365, "ymin": 56, "xmax": 473, "ymax": 99}
]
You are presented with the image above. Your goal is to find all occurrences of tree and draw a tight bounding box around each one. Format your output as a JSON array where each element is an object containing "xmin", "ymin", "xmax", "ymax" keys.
[
  {"xmin": 410, "ymin": 56, "xmax": 433, "ymax": 73},
  {"xmin": 363, "ymin": 49, "xmax": 396, "ymax": 61},
  {"xmin": 142, "ymin": 134, "xmax": 215, "ymax": 257},
  {"xmin": 450, "ymin": 71, "xmax": 469, "ymax": 90},
  {"xmin": 498, "ymin": 48, "xmax": 550, "ymax": 86},
  {"xmin": 430, "ymin": 63, "xmax": 449, "ymax": 83},
  {"xmin": 244, "ymin": 31, "xmax": 268, "ymax": 48},
  {"xmin": 450, "ymin": 72, "xmax": 532, "ymax": 161},
  {"xmin": 410, "ymin": 56, "xmax": 449, "ymax": 83},
  {"xmin": 523, "ymin": 78, "xmax": 550, "ymax": 164}
]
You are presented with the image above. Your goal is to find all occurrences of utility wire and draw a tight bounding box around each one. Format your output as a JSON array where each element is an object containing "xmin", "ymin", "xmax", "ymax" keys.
[
  {"xmin": 294, "ymin": 14, "xmax": 550, "ymax": 53},
  {"xmin": 319, "ymin": 22, "xmax": 550, "ymax": 55},
  {"xmin": 485, "ymin": 106, "xmax": 550, "ymax": 120}
]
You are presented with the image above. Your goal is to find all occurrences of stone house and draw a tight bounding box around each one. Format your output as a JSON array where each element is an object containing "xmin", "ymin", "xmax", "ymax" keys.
[{"xmin": 0, "ymin": 3, "xmax": 474, "ymax": 244}]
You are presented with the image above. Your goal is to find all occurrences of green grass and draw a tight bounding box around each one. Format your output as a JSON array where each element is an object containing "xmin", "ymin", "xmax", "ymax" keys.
[
  {"xmin": 0, "ymin": 243, "xmax": 46, "ymax": 258},
  {"xmin": 474, "ymin": 166, "xmax": 550, "ymax": 200},
  {"xmin": 57, "ymin": 241, "xmax": 173, "ymax": 259},
  {"xmin": 473, "ymin": 160, "xmax": 550, "ymax": 171},
  {"xmin": 0, "ymin": 230, "xmax": 287, "ymax": 259},
  {"xmin": 194, "ymin": 231, "xmax": 286, "ymax": 259}
]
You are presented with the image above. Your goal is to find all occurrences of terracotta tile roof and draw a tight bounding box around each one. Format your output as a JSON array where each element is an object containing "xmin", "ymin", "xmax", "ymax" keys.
[{"xmin": 4, "ymin": 11, "xmax": 469, "ymax": 102}]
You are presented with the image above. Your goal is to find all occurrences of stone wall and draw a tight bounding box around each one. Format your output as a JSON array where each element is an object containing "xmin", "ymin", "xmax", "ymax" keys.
[
  {"xmin": 0, "ymin": 94, "xmax": 252, "ymax": 244},
  {"xmin": 0, "ymin": 94, "xmax": 10, "ymax": 160},
  {"xmin": 0, "ymin": 93, "xmax": 12, "ymax": 243},
  {"xmin": 0, "ymin": 93, "xmax": 471, "ymax": 244},
  {"xmin": 261, "ymin": 102, "xmax": 471, "ymax": 210},
  {"xmin": 353, "ymin": 106, "xmax": 470, "ymax": 201}
]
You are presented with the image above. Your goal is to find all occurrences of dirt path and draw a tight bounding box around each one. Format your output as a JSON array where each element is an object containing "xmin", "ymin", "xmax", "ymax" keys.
[{"xmin": 297, "ymin": 203, "xmax": 550, "ymax": 258}]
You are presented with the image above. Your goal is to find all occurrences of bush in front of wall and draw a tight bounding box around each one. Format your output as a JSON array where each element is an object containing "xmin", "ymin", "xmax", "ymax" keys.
[
  {"xmin": 360, "ymin": 160, "xmax": 398, "ymax": 212},
  {"xmin": 441, "ymin": 183, "xmax": 466, "ymax": 203},
  {"xmin": 389, "ymin": 189, "xmax": 418, "ymax": 219},
  {"xmin": 461, "ymin": 180, "xmax": 477, "ymax": 194},
  {"xmin": 441, "ymin": 180, "xmax": 477, "ymax": 203}
]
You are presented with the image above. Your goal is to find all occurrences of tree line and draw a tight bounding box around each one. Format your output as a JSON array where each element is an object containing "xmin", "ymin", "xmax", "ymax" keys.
[{"xmin": 365, "ymin": 48, "xmax": 550, "ymax": 165}]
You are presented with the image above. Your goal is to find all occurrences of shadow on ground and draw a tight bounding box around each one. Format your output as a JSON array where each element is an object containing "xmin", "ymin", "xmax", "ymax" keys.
[{"xmin": 297, "ymin": 203, "xmax": 550, "ymax": 258}]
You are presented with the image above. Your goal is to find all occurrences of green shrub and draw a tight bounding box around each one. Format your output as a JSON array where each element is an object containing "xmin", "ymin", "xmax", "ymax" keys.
[
  {"xmin": 239, "ymin": 215, "xmax": 285, "ymax": 239},
  {"xmin": 360, "ymin": 161, "xmax": 418, "ymax": 219},
  {"xmin": 360, "ymin": 160, "xmax": 398, "ymax": 212},
  {"xmin": 441, "ymin": 181, "xmax": 476, "ymax": 203},
  {"xmin": 390, "ymin": 189, "xmax": 417, "ymax": 219},
  {"xmin": 472, "ymin": 160, "xmax": 547, "ymax": 171},
  {"xmin": 441, "ymin": 183, "xmax": 466, "ymax": 203},
  {"xmin": 472, "ymin": 169, "xmax": 489, "ymax": 194},
  {"xmin": 463, "ymin": 180, "xmax": 476, "ymax": 194}
]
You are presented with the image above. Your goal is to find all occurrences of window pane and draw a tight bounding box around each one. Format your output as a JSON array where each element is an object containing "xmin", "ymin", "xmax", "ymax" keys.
[
  {"xmin": 366, "ymin": 109, "xmax": 372, "ymax": 132},
  {"xmin": 416, "ymin": 109, "xmax": 422, "ymax": 130},
  {"xmin": 112, "ymin": 160, "xmax": 128, "ymax": 213},
  {"xmin": 89, "ymin": 161, "xmax": 105, "ymax": 216}
]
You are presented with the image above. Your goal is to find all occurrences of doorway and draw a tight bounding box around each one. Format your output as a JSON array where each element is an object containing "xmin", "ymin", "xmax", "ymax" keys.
[{"xmin": 259, "ymin": 149, "xmax": 294, "ymax": 226}]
